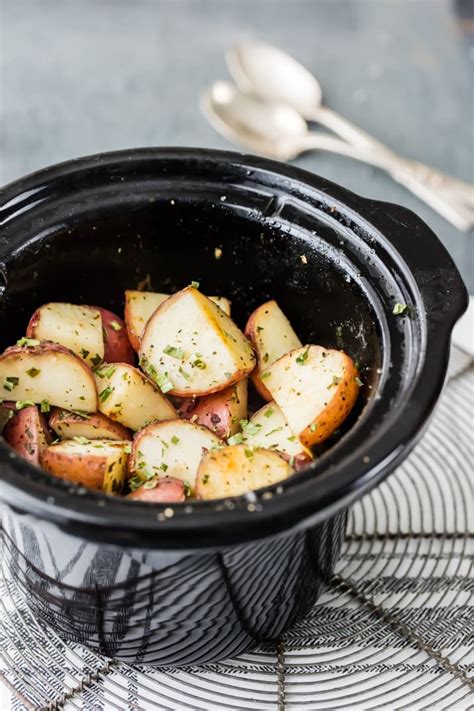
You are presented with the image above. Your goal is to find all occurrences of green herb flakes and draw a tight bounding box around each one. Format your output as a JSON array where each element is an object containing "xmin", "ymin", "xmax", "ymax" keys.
[
  {"xmin": 40, "ymin": 400, "xmax": 50, "ymax": 413},
  {"xmin": 355, "ymin": 376, "xmax": 363, "ymax": 387},
  {"xmin": 91, "ymin": 353, "xmax": 103, "ymax": 368},
  {"xmin": 240, "ymin": 419, "xmax": 261, "ymax": 436},
  {"xmin": 190, "ymin": 281, "xmax": 200, "ymax": 289},
  {"xmin": 393, "ymin": 302, "xmax": 410, "ymax": 316},
  {"xmin": 296, "ymin": 348, "xmax": 309, "ymax": 365},
  {"xmin": 264, "ymin": 407, "xmax": 274, "ymax": 418},
  {"xmin": 3, "ymin": 377, "xmax": 19, "ymax": 392},
  {"xmin": 244, "ymin": 448, "xmax": 254, "ymax": 459},
  {"xmin": 309, "ymin": 422, "xmax": 318, "ymax": 432},
  {"xmin": 228, "ymin": 432, "xmax": 243, "ymax": 445},
  {"xmin": 159, "ymin": 463, "xmax": 168, "ymax": 472},
  {"xmin": 171, "ymin": 435, "xmax": 180, "ymax": 445},
  {"xmin": 15, "ymin": 400, "xmax": 35, "ymax": 410},
  {"xmin": 179, "ymin": 366, "xmax": 190, "ymax": 381},
  {"xmin": 80, "ymin": 348, "xmax": 90, "ymax": 359},
  {"xmin": 110, "ymin": 320, "xmax": 122, "ymax": 332},
  {"xmin": 164, "ymin": 344, "xmax": 185, "ymax": 359},
  {"xmin": 99, "ymin": 386, "xmax": 114, "ymax": 403},
  {"xmin": 26, "ymin": 367, "xmax": 41, "ymax": 378},
  {"xmin": 16, "ymin": 337, "xmax": 40, "ymax": 347},
  {"xmin": 73, "ymin": 436, "xmax": 90, "ymax": 445}
]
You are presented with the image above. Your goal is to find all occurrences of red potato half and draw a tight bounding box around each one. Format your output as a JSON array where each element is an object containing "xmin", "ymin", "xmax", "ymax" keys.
[
  {"xmin": 243, "ymin": 402, "xmax": 313, "ymax": 467},
  {"xmin": 264, "ymin": 345, "xmax": 360, "ymax": 447},
  {"xmin": 125, "ymin": 290, "xmax": 232, "ymax": 352},
  {"xmin": 245, "ymin": 300, "xmax": 302, "ymax": 401},
  {"xmin": 195, "ymin": 444, "xmax": 293, "ymax": 500},
  {"xmin": 3, "ymin": 405, "xmax": 52, "ymax": 465},
  {"xmin": 95, "ymin": 363, "xmax": 176, "ymax": 431},
  {"xmin": 41, "ymin": 439, "xmax": 129, "ymax": 494},
  {"xmin": 127, "ymin": 476, "xmax": 186, "ymax": 503},
  {"xmin": 139, "ymin": 287, "xmax": 255, "ymax": 397},
  {"xmin": 129, "ymin": 419, "xmax": 222, "ymax": 491},
  {"xmin": 95, "ymin": 307, "xmax": 135, "ymax": 365},
  {"xmin": 0, "ymin": 342, "xmax": 98, "ymax": 412},
  {"xmin": 49, "ymin": 408, "xmax": 131, "ymax": 441},
  {"xmin": 178, "ymin": 379, "xmax": 248, "ymax": 439},
  {"xmin": 26, "ymin": 303, "xmax": 104, "ymax": 368}
]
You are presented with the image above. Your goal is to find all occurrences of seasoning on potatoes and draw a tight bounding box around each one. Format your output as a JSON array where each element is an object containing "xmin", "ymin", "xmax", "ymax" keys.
[
  {"xmin": 263, "ymin": 345, "xmax": 360, "ymax": 446},
  {"xmin": 139, "ymin": 286, "xmax": 255, "ymax": 396},
  {"xmin": 49, "ymin": 408, "xmax": 131, "ymax": 441},
  {"xmin": 196, "ymin": 444, "xmax": 293, "ymax": 500},
  {"xmin": 127, "ymin": 476, "xmax": 186, "ymax": 503},
  {"xmin": 3, "ymin": 404, "xmax": 52, "ymax": 465},
  {"xmin": 242, "ymin": 401, "xmax": 313, "ymax": 466},
  {"xmin": 41, "ymin": 439, "xmax": 129, "ymax": 494},
  {"xmin": 178, "ymin": 378, "xmax": 248, "ymax": 439}
]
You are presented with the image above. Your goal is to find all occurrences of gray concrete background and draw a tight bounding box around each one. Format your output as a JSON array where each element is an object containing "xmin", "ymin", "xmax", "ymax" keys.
[{"xmin": 1, "ymin": 0, "xmax": 473, "ymax": 290}]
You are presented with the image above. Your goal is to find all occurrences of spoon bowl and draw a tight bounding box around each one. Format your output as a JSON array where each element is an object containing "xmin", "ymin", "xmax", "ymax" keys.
[{"xmin": 201, "ymin": 81, "xmax": 309, "ymax": 161}]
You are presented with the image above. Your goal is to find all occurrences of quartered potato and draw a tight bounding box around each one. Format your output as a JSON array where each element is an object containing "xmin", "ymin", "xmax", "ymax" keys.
[
  {"xmin": 195, "ymin": 444, "xmax": 293, "ymax": 500},
  {"xmin": 178, "ymin": 378, "xmax": 248, "ymax": 439},
  {"xmin": 129, "ymin": 419, "xmax": 222, "ymax": 491},
  {"xmin": 245, "ymin": 300, "xmax": 302, "ymax": 400},
  {"xmin": 0, "ymin": 342, "xmax": 98, "ymax": 412},
  {"xmin": 127, "ymin": 476, "xmax": 186, "ymax": 503},
  {"xmin": 41, "ymin": 439, "xmax": 129, "ymax": 494},
  {"xmin": 264, "ymin": 345, "xmax": 360, "ymax": 446},
  {"xmin": 95, "ymin": 307, "xmax": 135, "ymax": 365},
  {"xmin": 94, "ymin": 362, "xmax": 176, "ymax": 431},
  {"xmin": 26, "ymin": 303, "xmax": 104, "ymax": 368},
  {"xmin": 3, "ymin": 405, "xmax": 52, "ymax": 465},
  {"xmin": 125, "ymin": 289, "xmax": 232, "ymax": 352},
  {"xmin": 140, "ymin": 286, "xmax": 255, "ymax": 396},
  {"xmin": 49, "ymin": 408, "xmax": 131, "ymax": 441},
  {"xmin": 242, "ymin": 402, "xmax": 313, "ymax": 467}
]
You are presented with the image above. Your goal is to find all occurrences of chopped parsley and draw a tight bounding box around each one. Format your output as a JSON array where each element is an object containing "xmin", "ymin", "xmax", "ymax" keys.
[
  {"xmin": 266, "ymin": 427, "xmax": 283, "ymax": 437},
  {"xmin": 244, "ymin": 448, "xmax": 254, "ymax": 459},
  {"xmin": 97, "ymin": 365, "xmax": 116, "ymax": 379},
  {"xmin": 190, "ymin": 281, "xmax": 200, "ymax": 289},
  {"xmin": 355, "ymin": 376, "xmax": 363, "ymax": 387},
  {"xmin": 240, "ymin": 419, "xmax": 261, "ymax": 436},
  {"xmin": 164, "ymin": 344, "xmax": 185, "ymax": 359},
  {"xmin": 15, "ymin": 400, "xmax": 35, "ymax": 410},
  {"xmin": 309, "ymin": 422, "xmax": 318, "ymax": 432},
  {"xmin": 16, "ymin": 337, "xmax": 40, "ymax": 347},
  {"xmin": 3, "ymin": 377, "xmax": 19, "ymax": 392},
  {"xmin": 171, "ymin": 435, "xmax": 180, "ymax": 445},
  {"xmin": 73, "ymin": 436, "xmax": 90, "ymax": 445},
  {"xmin": 99, "ymin": 386, "xmax": 114, "ymax": 403},
  {"xmin": 91, "ymin": 353, "xmax": 103, "ymax": 368},
  {"xmin": 40, "ymin": 400, "xmax": 50, "ymax": 413},
  {"xmin": 202, "ymin": 474, "xmax": 210, "ymax": 485},
  {"xmin": 264, "ymin": 407, "xmax": 274, "ymax": 418},
  {"xmin": 228, "ymin": 432, "xmax": 243, "ymax": 445},
  {"xmin": 296, "ymin": 348, "xmax": 309, "ymax": 365},
  {"xmin": 256, "ymin": 326, "xmax": 264, "ymax": 332},
  {"xmin": 183, "ymin": 480, "xmax": 192, "ymax": 496},
  {"xmin": 261, "ymin": 371, "xmax": 271, "ymax": 379},
  {"xmin": 110, "ymin": 320, "xmax": 122, "ymax": 332},
  {"xmin": 179, "ymin": 366, "xmax": 190, "ymax": 381},
  {"xmin": 393, "ymin": 302, "xmax": 410, "ymax": 316},
  {"xmin": 143, "ymin": 479, "xmax": 158, "ymax": 490},
  {"xmin": 192, "ymin": 356, "xmax": 206, "ymax": 369},
  {"xmin": 159, "ymin": 463, "xmax": 168, "ymax": 472},
  {"xmin": 26, "ymin": 367, "xmax": 41, "ymax": 378},
  {"xmin": 153, "ymin": 368, "xmax": 174, "ymax": 394},
  {"xmin": 80, "ymin": 348, "xmax": 90, "ymax": 360}
]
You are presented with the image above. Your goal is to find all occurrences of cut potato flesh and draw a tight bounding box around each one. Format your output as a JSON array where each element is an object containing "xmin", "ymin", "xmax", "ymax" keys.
[
  {"xmin": 127, "ymin": 476, "xmax": 185, "ymax": 503},
  {"xmin": 0, "ymin": 343, "xmax": 98, "ymax": 412},
  {"xmin": 196, "ymin": 444, "xmax": 293, "ymax": 500},
  {"xmin": 125, "ymin": 290, "xmax": 232, "ymax": 352},
  {"xmin": 178, "ymin": 378, "xmax": 248, "ymax": 439},
  {"xmin": 264, "ymin": 345, "xmax": 359, "ymax": 446},
  {"xmin": 243, "ymin": 402, "xmax": 313, "ymax": 464},
  {"xmin": 49, "ymin": 408, "xmax": 131, "ymax": 441},
  {"xmin": 41, "ymin": 439, "xmax": 129, "ymax": 494},
  {"xmin": 27, "ymin": 303, "xmax": 104, "ymax": 367},
  {"xmin": 94, "ymin": 363, "xmax": 176, "ymax": 431},
  {"xmin": 140, "ymin": 287, "xmax": 255, "ymax": 396},
  {"xmin": 3, "ymin": 405, "xmax": 52, "ymax": 465},
  {"xmin": 129, "ymin": 419, "xmax": 222, "ymax": 490},
  {"xmin": 245, "ymin": 300, "xmax": 302, "ymax": 401}
]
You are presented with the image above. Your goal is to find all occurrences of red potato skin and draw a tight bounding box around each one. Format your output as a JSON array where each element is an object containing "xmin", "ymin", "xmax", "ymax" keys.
[
  {"xmin": 278, "ymin": 450, "xmax": 313, "ymax": 471},
  {"xmin": 94, "ymin": 307, "xmax": 135, "ymax": 365},
  {"xmin": 177, "ymin": 384, "xmax": 239, "ymax": 439},
  {"xmin": 25, "ymin": 309, "xmax": 41, "ymax": 338},
  {"xmin": 127, "ymin": 477, "xmax": 185, "ymax": 502},
  {"xmin": 48, "ymin": 408, "xmax": 131, "ymax": 440},
  {"xmin": 3, "ymin": 405, "xmax": 52, "ymax": 465},
  {"xmin": 41, "ymin": 448, "xmax": 105, "ymax": 489}
]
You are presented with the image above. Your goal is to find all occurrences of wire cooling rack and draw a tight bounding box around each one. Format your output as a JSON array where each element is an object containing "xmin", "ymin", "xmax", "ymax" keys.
[{"xmin": 0, "ymin": 345, "xmax": 473, "ymax": 711}]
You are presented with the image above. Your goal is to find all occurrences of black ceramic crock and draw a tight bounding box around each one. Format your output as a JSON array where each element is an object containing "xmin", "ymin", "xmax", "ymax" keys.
[{"xmin": 0, "ymin": 148, "xmax": 467, "ymax": 667}]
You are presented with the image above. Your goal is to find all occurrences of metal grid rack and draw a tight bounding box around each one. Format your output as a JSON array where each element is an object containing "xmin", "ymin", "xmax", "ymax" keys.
[{"xmin": 1, "ymin": 346, "xmax": 473, "ymax": 711}]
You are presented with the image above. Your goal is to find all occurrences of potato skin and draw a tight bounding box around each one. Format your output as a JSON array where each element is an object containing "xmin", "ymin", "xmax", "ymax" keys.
[
  {"xmin": 41, "ymin": 446, "xmax": 105, "ymax": 489},
  {"xmin": 127, "ymin": 477, "xmax": 185, "ymax": 502},
  {"xmin": 25, "ymin": 308, "xmax": 41, "ymax": 338},
  {"xmin": 178, "ymin": 380, "xmax": 247, "ymax": 439},
  {"xmin": 3, "ymin": 405, "xmax": 52, "ymax": 465},
  {"xmin": 95, "ymin": 307, "xmax": 135, "ymax": 365},
  {"xmin": 49, "ymin": 408, "xmax": 131, "ymax": 441}
]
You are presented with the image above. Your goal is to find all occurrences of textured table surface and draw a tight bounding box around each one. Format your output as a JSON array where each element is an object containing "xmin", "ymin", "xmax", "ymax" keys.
[{"xmin": 1, "ymin": 0, "xmax": 473, "ymax": 291}]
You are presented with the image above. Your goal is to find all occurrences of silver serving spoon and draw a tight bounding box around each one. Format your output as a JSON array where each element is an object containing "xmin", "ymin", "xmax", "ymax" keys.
[
  {"xmin": 202, "ymin": 82, "xmax": 474, "ymax": 231},
  {"xmin": 227, "ymin": 41, "xmax": 474, "ymax": 214}
]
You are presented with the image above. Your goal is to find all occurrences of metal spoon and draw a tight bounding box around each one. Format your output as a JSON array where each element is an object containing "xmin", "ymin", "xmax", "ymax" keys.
[
  {"xmin": 227, "ymin": 41, "xmax": 474, "ymax": 212},
  {"xmin": 202, "ymin": 82, "xmax": 474, "ymax": 231}
]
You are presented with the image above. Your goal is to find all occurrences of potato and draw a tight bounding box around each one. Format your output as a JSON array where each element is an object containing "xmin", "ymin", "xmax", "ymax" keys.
[
  {"xmin": 96, "ymin": 307, "xmax": 135, "ymax": 365},
  {"xmin": 264, "ymin": 345, "xmax": 359, "ymax": 447},
  {"xmin": 94, "ymin": 362, "xmax": 176, "ymax": 431},
  {"xmin": 0, "ymin": 401, "xmax": 15, "ymax": 432},
  {"xmin": 3, "ymin": 405, "xmax": 52, "ymax": 465},
  {"xmin": 0, "ymin": 342, "xmax": 98, "ymax": 412},
  {"xmin": 195, "ymin": 444, "xmax": 293, "ymax": 500},
  {"xmin": 49, "ymin": 408, "xmax": 131, "ymax": 441},
  {"xmin": 245, "ymin": 300, "xmax": 302, "ymax": 401},
  {"xmin": 140, "ymin": 286, "xmax": 255, "ymax": 396},
  {"xmin": 242, "ymin": 402, "xmax": 313, "ymax": 466},
  {"xmin": 41, "ymin": 439, "xmax": 129, "ymax": 493},
  {"xmin": 127, "ymin": 476, "xmax": 186, "ymax": 503},
  {"xmin": 178, "ymin": 379, "xmax": 248, "ymax": 439},
  {"xmin": 129, "ymin": 419, "xmax": 222, "ymax": 491},
  {"xmin": 26, "ymin": 303, "xmax": 104, "ymax": 368},
  {"xmin": 125, "ymin": 290, "xmax": 232, "ymax": 352}
]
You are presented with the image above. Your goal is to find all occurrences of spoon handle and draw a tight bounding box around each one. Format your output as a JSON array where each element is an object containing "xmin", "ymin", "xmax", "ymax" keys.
[
  {"xmin": 299, "ymin": 133, "xmax": 474, "ymax": 231},
  {"xmin": 307, "ymin": 105, "xmax": 474, "ymax": 211}
]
